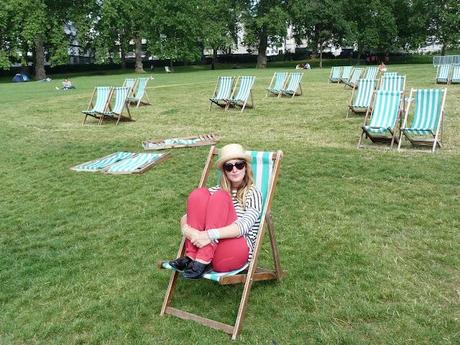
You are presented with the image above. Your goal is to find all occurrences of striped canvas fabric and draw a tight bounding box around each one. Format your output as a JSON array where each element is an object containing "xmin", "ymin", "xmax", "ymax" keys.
[
  {"xmin": 160, "ymin": 261, "xmax": 249, "ymax": 282},
  {"xmin": 353, "ymin": 79, "xmax": 376, "ymax": 108},
  {"xmin": 383, "ymin": 72, "xmax": 398, "ymax": 77},
  {"xmin": 212, "ymin": 76, "xmax": 234, "ymax": 101},
  {"xmin": 340, "ymin": 66, "xmax": 353, "ymax": 82},
  {"xmin": 123, "ymin": 78, "xmax": 136, "ymax": 91},
  {"xmin": 104, "ymin": 87, "xmax": 129, "ymax": 116},
  {"xmin": 403, "ymin": 89, "xmax": 444, "ymax": 136},
  {"xmin": 379, "ymin": 75, "xmax": 406, "ymax": 91},
  {"xmin": 71, "ymin": 152, "xmax": 134, "ymax": 172},
  {"xmin": 365, "ymin": 90, "xmax": 401, "ymax": 134},
  {"xmin": 451, "ymin": 65, "xmax": 460, "ymax": 83},
  {"xmin": 82, "ymin": 87, "xmax": 111, "ymax": 114},
  {"xmin": 365, "ymin": 67, "xmax": 379, "ymax": 79},
  {"xmin": 346, "ymin": 68, "xmax": 363, "ymax": 87},
  {"xmin": 104, "ymin": 153, "xmax": 164, "ymax": 174},
  {"xmin": 436, "ymin": 65, "xmax": 451, "ymax": 83},
  {"xmin": 128, "ymin": 78, "xmax": 148, "ymax": 102},
  {"xmin": 230, "ymin": 76, "xmax": 255, "ymax": 103},
  {"xmin": 329, "ymin": 67, "xmax": 342, "ymax": 82},
  {"xmin": 267, "ymin": 72, "xmax": 288, "ymax": 93},
  {"xmin": 282, "ymin": 73, "xmax": 303, "ymax": 95}
]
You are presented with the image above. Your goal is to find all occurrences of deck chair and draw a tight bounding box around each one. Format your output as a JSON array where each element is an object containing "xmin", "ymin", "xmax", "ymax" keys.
[
  {"xmin": 122, "ymin": 78, "xmax": 138, "ymax": 97},
  {"xmin": 165, "ymin": 66, "xmax": 172, "ymax": 73},
  {"xmin": 398, "ymin": 88, "xmax": 447, "ymax": 152},
  {"xmin": 329, "ymin": 66, "xmax": 342, "ymax": 83},
  {"xmin": 143, "ymin": 133, "xmax": 219, "ymax": 150},
  {"xmin": 159, "ymin": 146, "xmax": 284, "ymax": 339},
  {"xmin": 225, "ymin": 76, "xmax": 256, "ymax": 112},
  {"xmin": 127, "ymin": 77, "xmax": 151, "ymax": 107},
  {"xmin": 358, "ymin": 90, "xmax": 403, "ymax": 148},
  {"xmin": 81, "ymin": 87, "xmax": 112, "ymax": 125},
  {"xmin": 365, "ymin": 66, "xmax": 379, "ymax": 80},
  {"xmin": 347, "ymin": 79, "xmax": 377, "ymax": 117},
  {"xmin": 280, "ymin": 72, "xmax": 303, "ymax": 98},
  {"xmin": 344, "ymin": 68, "xmax": 363, "ymax": 88},
  {"xmin": 104, "ymin": 152, "xmax": 169, "ymax": 174},
  {"xmin": 451, "ymin": 65, "xmax": 460, "ymax": 84},
  {"xmin": 436, "ymin": 65, "xmax": 451, "ymax": 84},
  {"xmin": 265, "ymin": 72, "xmax": 288, "ymax": 97},
  {"xmin": 209, "ymin": 76, "xmax": 235, "ymax": 109},
  {"xmin": 339, "ymin": 66, "xmax": 353, "ymax": 84},
  {"xmin": 98, "ymin": 87, "xmax": 133, "ymax": 125},
  {"xmin": 383, "ymin": 72, "xmax": 398, "ymax": 78},
  {"xmin": 378, "ymin": 75, "xmax": 406, "ymax": 92},
  {"xmin": 71, "ymin": 152, "xmax": 135, "ymax": 172}
]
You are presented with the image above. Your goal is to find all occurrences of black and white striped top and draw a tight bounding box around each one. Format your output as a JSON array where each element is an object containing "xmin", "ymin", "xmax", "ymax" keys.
[{"xmin": 209, "ymin": 185, "xmax": 262, "ymax": 260}]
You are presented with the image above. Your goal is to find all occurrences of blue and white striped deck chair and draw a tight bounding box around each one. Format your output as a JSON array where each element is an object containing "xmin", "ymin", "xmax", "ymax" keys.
[
  {"xmin": 383, "ymin": 72, "xmax": 398, "ymax": 78},
  {"xmin": 358, "ymin": 90, "xmax": 403, "ymax": 148},
  {"xmin": 329, "ymin": 66, "xmax": 342, "ymax": 83},
  {"xmin": 365, "ymin": 66, "xmax": 379, "ymax": 80},
  {"xmin": 265, "ymin": 72, "xmax": 288, "ymax": 97},
  {"xmin": 104, "ymin": 152, "xmax": 169, "ymax": 174},
  {"xmin": 340, "ymin": 66, "xmax": 353, "ymax": 83},
  {"xmin": 436, "ymin": 64, "xmax": 451, "ymax": 84},
  {"xmin": 81, "ymin": 86, "xmax": 112, "ymax": 124},
  {"xmin": 451, "ymin": 65, "xmax": 460, "ymax": 84},
  {"xmin": 344, "ymin": 68, "xmax": 363, "ymax": 88},
  {"xmin": 347, "ymin": 79, "xmax": 377, "ymax": 117},
  {"xmin": 225, "ymin": 76, "xmax": 256, "ymax": 112},
  {"xmin": 160, "ymin": 145, "xmax": 284, "ymax": 339},
  {"xmin": 280, "ymin": 72, "xmax": 303, "ymax": 98},
  {"xmin": 71, "ymin": 152, "xmax": 135, "ymax": 172},
  {"xmin": 122, "ymin": 78, "xmax": 138, "ymax": 97},
  {"xmin": 209, "ymin": 76, "xmax": 235, "ymax": 109},
  {"xmin": 99, "ymin": 87, "xmax": 133, "ymax": 125},
  {"xmin": 379, "ymin": 75, "xmax": 406, "ymax": 92},
  {"xmin": 127, "ymin": 77, "xmax": 151, "ymax": 107},
  {"xmin": 398, "ymin": 88, "xmax": 447, "ymax": 152}
]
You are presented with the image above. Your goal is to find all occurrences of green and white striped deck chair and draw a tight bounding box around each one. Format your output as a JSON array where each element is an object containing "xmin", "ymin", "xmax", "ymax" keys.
[
  {"xmin": 379, "ymin": 75, "xmax": 406, "ymax": 92},
  {"xmin": 209, "ymin": 76, "xmax": 235, "ymax": 109},
  {"xmin": 344, "ymin": 68, "xmax": 363, "ymax": 88},
  {"xmin": 436, "ymin": 65, "xmax": 451, "ymax": 84},
  {"xmin": 99, "ymin": 87, "xmax": 133, "ymax": 125},
  {"xmin": 265, "ymin": 72, "xmax": 288, "ymax": 97},
  {"xmin": 122, "ymin": 78, "xmax": 138, "ymax": 97},
  {"xmin": 383, "ymin": 72, "xmax": 398, "ymax": 78},
  {"xmin": 71, "ymin": 152, "xmax": 135, "ymax": 172},
  {"xmin": 451, "ymin": 65, "xmax": 460, "ymax": 84},
  {"xmin": 358, "ymin": 90, "xmax": 403, "ymax": 148},
  {"xmin": 127, "ymin": 77, "xmax": 151, "ymax": 107},
  {"xmin": 347, "ymin": 79, "xmax": 377, "ymax": 117},
  {"xmin": 365, "ymin": 66, "xmax": 379, "ymax": 79},
  {"xmin": 329, "ymin": 66, "xmax": 342, "ymax": 83},
  {"xmin": 81, "ymin": 86, "xmax": 112, "ymax": 124},
  {"xmin": 398, "ymin": 88, "xmax": 447, "ymax": 152},
  {"xmin": 340, "ymin": 66, "xmax": 353, "ymax": 83},
  {"xmin": 160, "ymin": 145, "xmax": 284, "ymax": 339},
  {"xmin": 143, "ymin": 134, "xmax": 219, "ymax": 150},
  {"xmin": 104, "ymin": 152, "xmax": 169, "ymax": 174},
  {"xmin": 225, "ymin": 76, "xmax": 256, "ymax": 112},
  {"xmin": 280, "ymin": 72, "xmax": 303, "ymax": 98}
]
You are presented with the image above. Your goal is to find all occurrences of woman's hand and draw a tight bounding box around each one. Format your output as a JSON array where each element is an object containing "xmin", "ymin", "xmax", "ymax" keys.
[{"xmin": 190, "ymin": 231, "xmax": 212, "ymax": 248}]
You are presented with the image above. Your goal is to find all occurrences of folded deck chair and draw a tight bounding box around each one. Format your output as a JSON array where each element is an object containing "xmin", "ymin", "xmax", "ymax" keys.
[
  {"xmin": 143, "ymin": 133, "xmax": 219, "ymax": 150},
  {"xmin": 435, "ymin": 65, "xmax": 451, "ymax": 84},
  {"xmin": 344, "ymin": 68, "xmax": 363, "ymax": 88},
  {"xmin": 127, "ymin": 77, "xmax": 151, "ymax": 107},
  {"xmin": 280, "ymin": 72, "xmax": 303, "ymax": 98},
  {"xmin": 329, "ymin": 66, "xmax": 342, "ymax": 83},
  {"xmin": 71, "ymin": 152, "xmax": 135, "ymax": 172},
  {"xmin": 265, "ymin": 72, "xmax": 288, "ymax": 97},
  {"xmin": 378, "ymin": 75, "xmax": 406, "ymax": 92},
  {"xmin": 81, "ymin": 87, "xmax": 112, "ymax": 125},
  {"xmin": 104, "ymin": 152, "xmax": 169, "ymax": 174},
  {"xmin": 122, "ymin": 78, "xmax": 138, "ymax": 97},
  {"xmin": 339, "ymin": 66, "xmax": 353, "ymax": 84},
  {"xmin": 398, "ymin": 88, "xmax": 447, "ymax": 152},
  {"xmin": 365, "ymin": 66, "xmax": 379, "ymax": 80},
  {"xmin": 225, "ymin": 76, "xmax": 256, "ymax": 112},
  {"xmin": 347, "ymin": 79, "xmax": 377, "ymax": 117},
  {"xmin": 159, "ymin": 146, "xmax": 284, "ymax": 339},
  {"xmin": 358, "ymin": 90, "xmax": 403, "ymax": 148},
  {"xmin": 209, "ymin": 76, "xmax": 235, "ymax": 109},
  {"xmin": 98, "ymin": 87, "xmax": 133, "ymax": 125},
  {"xmin": 451, "ymin": 65, "xmax": 460, "ymax": 84}
]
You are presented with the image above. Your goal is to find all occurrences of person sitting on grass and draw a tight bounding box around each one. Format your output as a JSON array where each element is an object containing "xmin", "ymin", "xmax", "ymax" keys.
[
  {"xmin": 56, "ymin": 78, "xmax": 75, "ymax": 90},
  {"xmin": 168, "ymin": 143, "xmax": 262, "ymax": 279}
]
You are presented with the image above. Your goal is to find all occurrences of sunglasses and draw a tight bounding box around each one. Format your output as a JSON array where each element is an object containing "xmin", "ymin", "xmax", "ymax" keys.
[{"xmin": 223, "ymin": 161, "xmax": 246, "ymax": 172}]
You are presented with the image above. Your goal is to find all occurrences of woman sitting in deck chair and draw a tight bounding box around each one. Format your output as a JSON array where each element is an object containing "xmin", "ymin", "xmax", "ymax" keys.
[{"xmin": 168, "ymin": 144, "xmax": 262, "ymax": 279}]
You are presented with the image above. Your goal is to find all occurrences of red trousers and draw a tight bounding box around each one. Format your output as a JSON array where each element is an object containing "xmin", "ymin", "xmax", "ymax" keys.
[{"xmin": 185, "ymin": 188, "xmax": 249, "ymax": 272}]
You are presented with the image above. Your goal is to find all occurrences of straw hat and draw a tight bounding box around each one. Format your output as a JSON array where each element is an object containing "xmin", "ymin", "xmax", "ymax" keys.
[{"xmin": 216, "ymin": 144, "xmax": 251, "ymax": 170}]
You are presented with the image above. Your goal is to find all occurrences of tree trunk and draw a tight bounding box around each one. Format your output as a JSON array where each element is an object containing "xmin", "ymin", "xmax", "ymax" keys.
[
  {"xmin": 134, "ymin": 37, "xmax": 144, "ymax": 73},
  {"xmin": 256, "ymin": 30, "xmax": 268, "ymax": 68},
  {"xmin": 120, "ymin": 39, "xmax": 126, "ymax": 69},
  {"xmin": 34, "ymin": 38, "xmax": 46, "ymax": 80},
  {"xmin": 441, "ymin": 42, "xmax": 446, "ymax": 56},
  {"xmin": 211, "ymin": 48, "xmax": 217, "ymax": 70},
  {"xmin": 319, "ymin": 42, "xmax": 323, "ymax": 69}
]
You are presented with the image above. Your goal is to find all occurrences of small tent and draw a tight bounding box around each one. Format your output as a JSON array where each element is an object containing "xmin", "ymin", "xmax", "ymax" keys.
[{"xmin": 12, "ymin": 73, "xmax": 30, "ymax": 82}]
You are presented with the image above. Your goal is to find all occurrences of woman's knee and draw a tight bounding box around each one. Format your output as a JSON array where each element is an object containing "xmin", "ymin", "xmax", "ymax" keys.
[
  {"xmin": 187, "ymin": 187, "xmax": 210, "ymax": 203},
  {"xmin": 210, "ymin": 189, "xmax": 232, "ymax": 204}
]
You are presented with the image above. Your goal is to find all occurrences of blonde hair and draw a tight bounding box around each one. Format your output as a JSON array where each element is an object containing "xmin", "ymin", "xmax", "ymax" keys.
[{"xmin": 220, "ymin": 160, "xmax": 254, "ymax": 207}]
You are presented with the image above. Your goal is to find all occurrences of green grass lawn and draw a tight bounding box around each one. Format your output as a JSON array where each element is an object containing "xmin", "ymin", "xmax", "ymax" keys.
[{"xmin": 1, "ymin": 64, "xmax": 459, "ymax": 345}]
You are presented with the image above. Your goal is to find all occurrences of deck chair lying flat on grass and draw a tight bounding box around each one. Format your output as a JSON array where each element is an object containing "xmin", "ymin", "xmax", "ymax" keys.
[
  {"xmin": 225, "ymin": 76, "xmax": 256, "ymax": 112},
  {"xmin": 451, "ymin": 65, "xmax": 460, "ymax": 84},
  {"xmin": 436, "ymin": 65, "xmax": 451, "ymax": 84},
  {"xmin": 398, "ymin": 88, "xmax": 447, "ymax": 152},
  {"xmin": 280, "ymin": 72, "xmax": 303, "ymax": 98},
  {"xmin": 358, "ymin": 90, "xmax": 403, "ymax": 148},
  {"xmin": 143, "ymin": 133, "xmax": 219, "ymax": 150},
  {"xmin": 98, "ymin": 87, "xmax": 133, "ymax": 125},
  {"xmin": 265, "ymin": 72, "xmax": 288, "ymax": 97},
  {"xmin": 344, "ymin": 68, "xmax": 363, "ymax": 88},
  {"xmin": 209, "ymin": 76, "xmax": 235, "ymax": 109},
  {"xmin": 159, "ymin": 146, "xmax": 284, "ymax": 340},
  {"xmin": 81, "ymin": 87, "xmax": 112, "ymax": 124},
  {"xmin": 71, "ymin": 152, "xmax": 135, "ymax": 172},
  {"xmin": 329, "ymin": 66, "xmax": 342, "ymax": 83},
  {"xmin": 347, "ymin": 79, "xmax": 377, "ymax": 117},
  {"xmin": 127, "ymin": 77, "xmax": 151, "ymax": 107}
]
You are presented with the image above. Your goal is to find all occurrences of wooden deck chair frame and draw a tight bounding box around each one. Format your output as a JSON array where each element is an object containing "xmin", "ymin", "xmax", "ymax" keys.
[
  {"xmin": 160, "ymin": 146, "xmax": 284, "ymax": 340},
  {"xmin": 143, "ymin": 134, "xmax": 219, "ymax": 150},
  {"xmin": 344, "ymin": 68, "xmax": 363, "ymax": 89},
  {"xmin": 209, "ymin": 76, "xmax": 235, "ymax": 110},
  {"xmin": 98, "ymin": 87, "xmax": 133, "ymax": 125},
  {"xmin": 265, "ymin": 72, "xmax": 288, "ymax": 97},
  {"xmin": 225, "ymin": 76, "xmax": 255, "ymax": 112},
  {"xmin": 339, "ymin": 66, "xmax": 353, "ymax": 84},
  {"xmin": 329, "ymin": 66, "xmax": 342, "ymax": 83},
  {"xmin": 280, "ymin": 72, "xmax": 303, "ymax": 98},
  {"xmin": 128, "ymin": 78, "xmax": 151, "ymax": 108},
  {"xmin": 347, "ymin": 79, "xmax": 377, "ymax": 118},
  {"xmin": 397, "ymin": 88, "xmax": 447, "ymax": 153},
  {"xmin": 82, "ymin": 87, "xmax": 113, "ymax": 125},
  {"xmin": 103, "ymin": 152, "xmax": 170, "ymax": 175},
  {"xmin": 122, "ymin": 78, "xmax": 138, "ymax": 97}
]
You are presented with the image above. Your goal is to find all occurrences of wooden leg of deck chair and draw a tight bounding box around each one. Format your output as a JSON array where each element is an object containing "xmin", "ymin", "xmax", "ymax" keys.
[
  {"xmin": 397, "ymin": 131, "xmax": 404, "ymax": 151},
  {"xmin": 357, "ymin": 130, "xmax": 365, "ymax": 148},
  {"xmin": 265, "ymin": 212, "xmax": 282, "ymax": 279}
]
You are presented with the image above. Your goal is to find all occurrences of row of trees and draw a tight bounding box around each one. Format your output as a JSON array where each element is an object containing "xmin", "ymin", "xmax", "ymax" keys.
[{"xmin": 0, "ymin": 0, "xmax": 459, "ymax": 79}]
